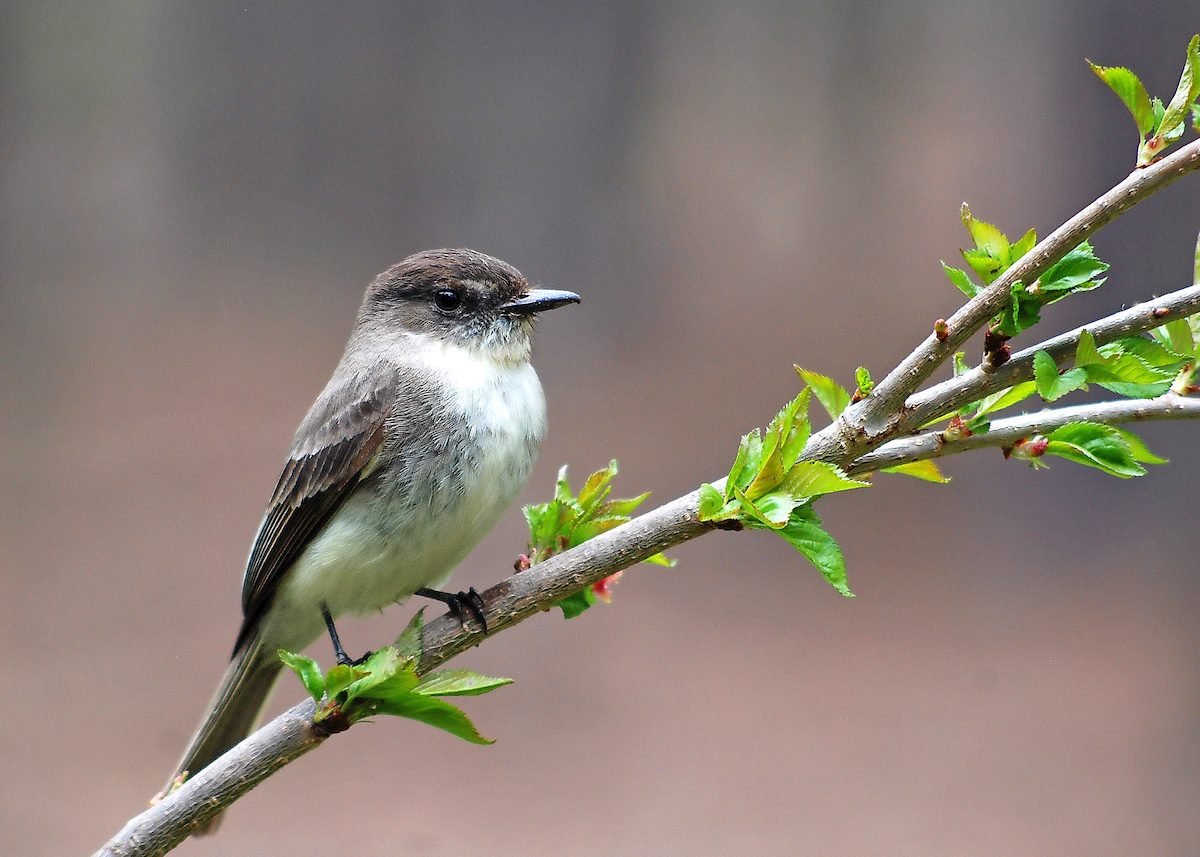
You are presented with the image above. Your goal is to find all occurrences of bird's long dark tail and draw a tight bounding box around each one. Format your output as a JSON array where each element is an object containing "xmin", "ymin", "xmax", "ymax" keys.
[{"xmin": 167, "ymin": 631, "xmax": 282, "ymax": 834}]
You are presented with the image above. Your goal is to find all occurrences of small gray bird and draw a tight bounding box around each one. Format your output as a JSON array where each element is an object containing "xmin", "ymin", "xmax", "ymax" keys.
[{"xmin": 170, "ymin": 249, "xmax": 579, "ymax": 819}]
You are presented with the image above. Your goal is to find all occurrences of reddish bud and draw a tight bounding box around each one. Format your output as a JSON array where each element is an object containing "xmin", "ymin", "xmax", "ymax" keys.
[
  {"xmin": 1153, "ymin": 307, "xmax": 1170, "ymax": 318},
  {"xmin": 983, "ymin": 344, "xmax": 1011, "ymax": 370},
  {"xmin": 592, "ymin": 571, "xmax": 623, "ymax": 603},
  {"xmin": 941, "ymin": 414, "xmax": 972, "ymax": 442},
  {"xmin": 514, "ymin": 553, "xmax": 531, "ymax": 572},
  {"xmin": 983, "ymin": 326, "xmax": 1010, "ymax": 354},
  {"xmin": 934, "ymin": 318, "xmax": 950, "ymax": 342},
  {"xmin": 1005, "ymin": 434, "xmax": 1049, "ymax": 461}
]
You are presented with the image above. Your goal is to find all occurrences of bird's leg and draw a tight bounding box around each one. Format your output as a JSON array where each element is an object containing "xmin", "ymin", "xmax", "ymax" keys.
[
  {"xmin": 321, "ymin": 603, "xmax": 372, "ymax": 666},
  {"xmin": 415, "ymin": 587, "xmax": 489, "ymax": 634}
]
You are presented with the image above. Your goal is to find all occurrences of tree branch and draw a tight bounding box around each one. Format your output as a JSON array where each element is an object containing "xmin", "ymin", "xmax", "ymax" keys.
[
  {"xmin": 804, "ymin": 137, "xmax": 1200, "ymax": 462},
  {"xmin": 96, "ymin": 139, "xmax": 1200, "ymax": 857},
  {"xmin": 95, "ymin": 494, "xmax": 711, "ymax": 857},
  {"xmin": 847, "ymin": 394, "xmax": 1200, "ymax": 474},
  {"xmin": 902, "ymin": 282, "xmax": 1200, "ymax": 429}
]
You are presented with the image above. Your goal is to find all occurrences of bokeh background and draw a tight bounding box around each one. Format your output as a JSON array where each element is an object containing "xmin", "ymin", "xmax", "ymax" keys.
[{"xmin": 3, "ymin": 3, "xmax": 1199, "ymax": 855}]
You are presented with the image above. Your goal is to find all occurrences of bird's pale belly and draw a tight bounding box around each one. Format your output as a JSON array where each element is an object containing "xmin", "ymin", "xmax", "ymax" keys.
[{"xmin": 260, "ymin": 356, "xmax": 544, "ymax": 653}]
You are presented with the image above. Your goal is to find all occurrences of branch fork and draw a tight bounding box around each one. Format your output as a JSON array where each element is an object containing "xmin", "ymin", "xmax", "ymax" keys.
[{"xmin": 96, "ymin": 137, "xmax": 1200, "ymax": 857}]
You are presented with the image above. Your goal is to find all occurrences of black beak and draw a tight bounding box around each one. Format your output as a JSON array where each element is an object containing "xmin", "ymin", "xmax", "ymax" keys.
[{"xmin": 499, "ymin": 288, "xmax": 581, "ymax": 316}]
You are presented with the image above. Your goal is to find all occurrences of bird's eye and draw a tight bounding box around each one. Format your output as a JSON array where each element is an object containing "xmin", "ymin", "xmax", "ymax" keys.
[{"xmin": 432, "ymin": 289, "xmax": 462, "ymax": 312}]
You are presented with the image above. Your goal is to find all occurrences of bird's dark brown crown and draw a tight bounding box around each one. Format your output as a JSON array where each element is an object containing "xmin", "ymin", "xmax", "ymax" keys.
[{"xmin": 366, "ymin": 248, "xmax": 528, "ymax": 309}]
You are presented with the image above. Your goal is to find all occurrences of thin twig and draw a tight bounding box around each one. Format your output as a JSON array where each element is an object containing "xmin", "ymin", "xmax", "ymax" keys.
[
  {"xmin": 848, "ymin": 394, "xmax": 1200, "ymax": 473},
  {"xmin": 902, "ymin": 283, "xmax": 1200, "ymax": 429},
  {"xmin": 804, "ymin": 138, "xmax": 1200, "ymax": 462}
]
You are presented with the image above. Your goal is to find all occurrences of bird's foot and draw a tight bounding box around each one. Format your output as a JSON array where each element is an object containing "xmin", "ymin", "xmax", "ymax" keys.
[
  {"xmin": 342, "ymin": 649, "xmax": 374, "ymax": 667},
  {"xmin": 415, "ymin": 586, "xmax": 488, "ymax": 634}
]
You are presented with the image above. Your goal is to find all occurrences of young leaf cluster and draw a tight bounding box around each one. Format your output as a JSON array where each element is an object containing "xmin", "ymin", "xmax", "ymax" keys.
[
  {"xmin": 1033, "ymin": 330, "xmax": 1192, "ymax": 402},
  {"xmin": 925, "ymin": 320, "xmax": 1189, "ymax": 477},
  {"xmin": 523, "ymin": 460, "xmax": 669, "ymax": 618},
  {"xmin": 1089, "ymin": 34, "xmax": 1200, "ymax": 166},
  {"xmin": 943, "ymin": 206, "xmax": 1109, "ymax": 338},
  {"xmin": 697, "ymin": 379, "xmax": 871, "ymax": 597},
  {"xmin": 278, "ymin": 612, "xmax": 511, "ymax": 745}
]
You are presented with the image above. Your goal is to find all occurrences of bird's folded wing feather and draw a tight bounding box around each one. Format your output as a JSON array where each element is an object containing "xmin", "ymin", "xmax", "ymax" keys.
[{"xmin": 234, "ymin": 367, "xmax": 396, "ymax": 652}]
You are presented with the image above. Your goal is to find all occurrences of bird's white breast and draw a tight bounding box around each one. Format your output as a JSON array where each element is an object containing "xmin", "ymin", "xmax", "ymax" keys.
[{"xmin": 264, "ymin": 338, "xmax": 545, "ymax": 652}]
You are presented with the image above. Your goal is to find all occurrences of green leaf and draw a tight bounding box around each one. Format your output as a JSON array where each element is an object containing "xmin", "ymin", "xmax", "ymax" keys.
[
  {"xmin": 394, "ymin": 609, "xmax": 426, "ymax": 659},
  {"xmin": 975, "ymin": 381, "xmax": 1038, "ymax": 416},
  {"xmin": 1088, "ymin": 61, "xmax": 1156, "ymax": 135},
  {"xmin": 697, "ymin": 482, "xmax": 727, "ymax": 520},
  {"xmin": 962, "ymin": 247, "xmax": 1004, "ymax": 284},
  {"xmin": 576, "ymin": 462, "xmax": 616, "ymax": 515},
  {"xmin": 603, "ymin": 492, "xmax": 652, "ymax": 518},
  {"xmin": 766, "ymin": 389, "xmax": 807, "ymax": 444},
  {"xmin": 779, "ymin": 389, "xmax": 813, "ymax": 467},
  {"xmin": 415, "ymin": 670, "xmax": 513, "ymax": 697},
  {"xmin": 553, "ymin": 465, "xmax": 573, "ymax": 504},
  {"xmin": 881, "ymin": 459, "xmax": 951, "ymax": 483},
  {"xmin": 749, "ymin": 491, "xmax": 803, "ymax": 528},
  {"xmin": 1109, "ymin": 336, "xmax": 1189, "ymax": 371},
  {"xmin": 1033, "ymin": 350, "xmax": 1088, "ymax": 402},
  {"xmin": 777, "ymin": 506, "xmax": 853, "ymax": 597},
  {"xmin": 1157, "ymin": 35, "xmax": 1200, "ymax": 143},
  {"xmin": 1154, "ymin": 318, "xmax": 1196, "ymax": 358},
  {"xmin": 522, "ymin": 502, "xmax": 559, "ymax": 553},
  {"xmin": 744, "ymin": 442, "xmax": 785, "ymax": 501},
  {"xmin": 1074, "ymin": 329, "xmax": 1104, "ymax": 367},
  {"xmin": 526, "ymin": 460, "xmax": 668, "ymax": 583},
  {"xmin": 855, "ymin": 366, "xmax": 874, "ymax": 396},
  {"xmin": 1037, "ymin": 242, "xmax": 1109, "ymax": 295},
  {"xmin": 557, "ymin": 588, "xmax": 595, "ymax": 619},
  {"xmin": 1009, "ymin": 227, "xmax": 1038, "ymax": 261},
  {"xmin": 373, "ymin": 693, "xmax": 496, "ymax": 745},
  {"xmin": 1045, "ymin": 422, "xmax": 1145, "ymax": 478},
  {"xmin": 340, "ymin": 647, "xmax": 409, "ymax": 703},
  {"xmin": 727, "ymin": 429, "xmax": 763, "ymax": 491},
  {"xmin": 732, "ymin": 485, "xmax": 786, "ymax": 530},
  {"xmin": 1084, "ymin": 349, "xmax": 1176, "ymax": 397},
  {"xmin": 942, "ymin": 263, "xmax": 979, "ymax": 298},
  {"xmin": 995, "ymin": 282, "xmax": 1042, "ymax": 337},
  {"xmin": 782, "ymin": 460, "xmax": 870, "ymax": 499},
  {"xmin": 796, "ymin": 367, "xmax": 851, "ymax": 419},
  {"xmin": 953, "ymin": 352, "xmax": 971, "ymax": 376},
  {"xmin": 961, "ymin": 204, "xmax": 1011, "ymax": 260},
  {"xmin": 323, "ymin": 664, "xmax": 364, "ymax": 700},
  {"xmin": 278, "ymin": 649, "xmax": 325, "ymax": 702},
  {"xmin": 1084, "ymin": 366, "xmax": 1174, "ymax": 398},
  {"xmin": 1112, "ymin": 427, "xmax": 1168, "ymax": 464},
  {"xmin": 747, "ymin": 393, "xmax": 811, "ymax": 499},
  {"xmin": 349, "ymin": 668, "xmax": 421, "ymax": 707}
]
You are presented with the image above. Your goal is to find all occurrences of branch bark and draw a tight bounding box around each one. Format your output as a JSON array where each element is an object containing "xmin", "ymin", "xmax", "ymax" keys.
[
  {"xmin": 95, "ymin": 138, "xmax": 1200, "ymax": 856},
  {"xmin": 901, "ymin": 283, "xmax": 1200, "ymax": 429},
  {"xmin": 848, "ymin": 393, "xmax": 1200, "ymax": 474},
  {"xmin": 803, "ymin": 137, "xmax": 1200, "ymax": 462}
]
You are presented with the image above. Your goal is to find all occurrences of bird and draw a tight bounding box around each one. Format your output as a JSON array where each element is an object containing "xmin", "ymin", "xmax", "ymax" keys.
[{"xmin": 168, "ymin": 248, "xmax": 579, "ymax": 826}]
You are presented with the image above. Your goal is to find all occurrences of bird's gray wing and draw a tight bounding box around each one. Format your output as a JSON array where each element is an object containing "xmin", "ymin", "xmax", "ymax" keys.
[{"xmin": 234, "ymin": 367, "xmax": 396, "ymax": 652}]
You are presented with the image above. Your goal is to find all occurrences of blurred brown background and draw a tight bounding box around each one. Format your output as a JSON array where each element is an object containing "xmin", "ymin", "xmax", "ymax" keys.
[{"xmin": 3, "ymin": 3, "xmax": 1199, "ymax": 855}]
